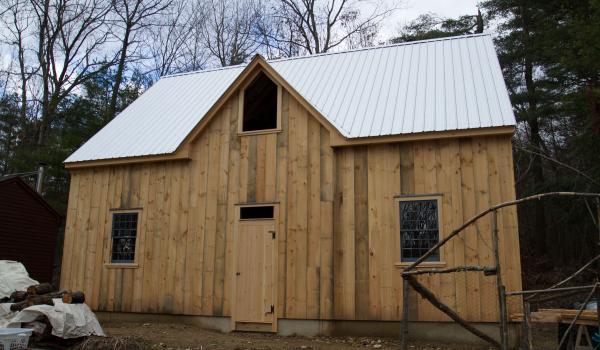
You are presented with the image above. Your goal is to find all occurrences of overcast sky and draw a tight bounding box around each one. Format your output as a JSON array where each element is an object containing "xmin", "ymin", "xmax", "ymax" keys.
[{"xmin": 379, "ymin": 0, "xmax": 481, "ymax": 39}]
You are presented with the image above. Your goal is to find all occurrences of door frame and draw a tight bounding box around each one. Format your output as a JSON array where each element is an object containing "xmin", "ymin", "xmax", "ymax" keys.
[{"xmin": 231, "ymin": 202, "xmax": 279, "ymax": 332}]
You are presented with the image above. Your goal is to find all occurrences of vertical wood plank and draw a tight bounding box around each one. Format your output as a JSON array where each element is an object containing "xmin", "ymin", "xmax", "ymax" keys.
[
  {"xmin": 142, "ymin": 164, "xmax": 158, "ymax": 312},
  {"xmin": 193, "ymin": 132, "xmax": 211, "ymax": 313},
  {"xmin": 132, "ymin": 166, "xmax": 150, "ymax": 312},
  {"xmin": 472, "ymin": 137, "xmax": 495, "ymax": 322},
  {"xmin": 460, "ymin": 138, "xmax": 482, "ymax": 322},
  {"xmin": 265, "ymin": 133, "xmax": 277, "ymax": 201},
  {"xmin": 255, "ymin": 135, "xmax": 266, "ymax": 202},
  {"xmin": 334, "ymin": 148, "xmax": 355, "ymax": 319},
  {"xmin": 286, "ymin": 98, "xmax": 308, "ymax": 318},
  {"xmin": 276, "ymin": 90, "xmax": 289, "ymax": 317},
  {"xmin": 214, "ymin": 111, "xmax": 230, "ymax": 315},
  {"xmin": 202, "ymin": 122, "xmax": 221, "ymax": 314},
  {"xmin": 354, "ymin": 146, "xmax": 369, "ymax": 320},
  {"xmin": 319, "ymin": 126, "xmax": 334, "ymax": 320},
  {"xmin": 307, "ymin": 116, "xmax": 321, "ymax": 318},
  {"xmin": 223, "ymin": 96, "xmax": 240, "ymax": 316},
  {"xmin": 157, "ymin": 164, "xmax": 172, "ymax": 312},
  {"xmin": 91, "ymin": 170, "xmax": 110, "ymax": 310}
]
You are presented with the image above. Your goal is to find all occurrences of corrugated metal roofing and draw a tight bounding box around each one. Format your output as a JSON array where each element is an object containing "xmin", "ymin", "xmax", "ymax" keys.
[{"xmin": 66, "ymin": 33, "xmax": 515, "ymax": 163}]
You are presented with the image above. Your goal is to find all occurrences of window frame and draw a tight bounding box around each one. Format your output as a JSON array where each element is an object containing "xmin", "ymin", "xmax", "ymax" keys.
[
  {"xmin": 236, "ymin": 203, "xmax": 278, "ymax": 222},
  {"xmin": 395, "ymin": 195, "xmax": 446, "ymax": 268},
  {"xmin": 237, "ymin": 70, "xmax": 283, "ymax": 136},
  {"xmin": 105, "ymin": 208, "xmax": 142, "ymax": 268}
]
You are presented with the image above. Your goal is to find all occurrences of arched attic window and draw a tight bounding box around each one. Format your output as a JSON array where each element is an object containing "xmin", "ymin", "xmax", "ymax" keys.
[{"xmin": 241, "ymin": 71, "xmax": 280, "ymax": 133}]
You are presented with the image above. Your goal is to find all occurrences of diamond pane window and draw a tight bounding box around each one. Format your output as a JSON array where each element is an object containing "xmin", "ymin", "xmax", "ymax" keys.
[
  {"xmin": 111, "ymin": 212, "xmax": 138, "ymax": 263},
  {"xmin": 399, "ymin": 199, "xmax": 440, "ymax": 262}
]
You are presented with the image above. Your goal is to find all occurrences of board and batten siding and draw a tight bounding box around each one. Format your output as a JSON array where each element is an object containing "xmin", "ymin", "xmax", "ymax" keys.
[{"xmin": 61, "ymin": 87, "xmax": 521, "ymax": 323}]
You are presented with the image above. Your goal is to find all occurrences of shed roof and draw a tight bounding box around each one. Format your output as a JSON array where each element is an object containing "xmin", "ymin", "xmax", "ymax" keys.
[
  {"xmin": 0, "ymin": 176, "xmax": 62, "ymax": 221},
  {"xmin": 65, "ymin": 33, "xmax": 515, "ymax": 163}
]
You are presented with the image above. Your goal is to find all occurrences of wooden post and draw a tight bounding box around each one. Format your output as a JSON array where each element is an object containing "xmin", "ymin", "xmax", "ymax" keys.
[
  {"xmin": 491, "ymin": 210, "xmax": 509, "ymax": 350},
  {"xmin": 523, "ymin": 301, "xmax": 533, "ymax": 350},
  {"xmin": 400, "ymin": 277, "xmax": 410, "ymax": 350}
]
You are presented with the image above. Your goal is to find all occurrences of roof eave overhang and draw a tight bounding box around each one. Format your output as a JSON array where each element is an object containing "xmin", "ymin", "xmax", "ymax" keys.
[
  {"xmin": 64, "ymin": 125, "xmax": 514, "ymax": 170},
  {"xmin": 329, "ymin": 125, "xmax": 515, "ymax": 147}
]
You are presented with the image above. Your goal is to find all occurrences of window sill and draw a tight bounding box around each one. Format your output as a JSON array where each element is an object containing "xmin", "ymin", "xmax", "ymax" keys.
[
  {"xmin": 394, "ymin": 262, "xmax": 447, "ymax": 270},
  {"xmin": 238, "ymin": 129, "xmax": 282, "ymax": 137},
  {"xmin": 104, "ymin": 263, "xmax": 139, "ymax": 269}
]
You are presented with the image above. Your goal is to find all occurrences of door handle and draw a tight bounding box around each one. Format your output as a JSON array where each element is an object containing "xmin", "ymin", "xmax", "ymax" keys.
[{"xmin": 236, "ymin": 272, "xmax": 241, "ymax": 276}]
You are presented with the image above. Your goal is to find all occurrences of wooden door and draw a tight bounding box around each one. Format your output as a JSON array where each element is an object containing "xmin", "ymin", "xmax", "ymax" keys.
[{"xmin": 233, "ymin": 219, "xmax": 277, "ymax": 330}]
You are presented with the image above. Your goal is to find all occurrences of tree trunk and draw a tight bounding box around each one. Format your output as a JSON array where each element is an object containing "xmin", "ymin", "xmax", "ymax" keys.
[
  {"xmin": 106, "ymin": 26, "xmax": 132, "ymax": 122},
  {"xmin": 586, "ymin": 81, "xmax": 600, "ymax": 133},
  {"xmin": 521, "ymin": 2, "xmax": 547, "ymax": 255}
]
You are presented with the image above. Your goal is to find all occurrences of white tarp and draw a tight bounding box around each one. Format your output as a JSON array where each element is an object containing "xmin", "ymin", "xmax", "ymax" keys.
[
  {"xmin": 0, "ymin": 261, "xmax": 38, "ymax": 299},
  {"xmin": 0, "ymin": 299, "xmax": 105, "ymax": 339},
  {"xmin": 0, "ymin": 260, "xmax": 104, "ymax": 339}
]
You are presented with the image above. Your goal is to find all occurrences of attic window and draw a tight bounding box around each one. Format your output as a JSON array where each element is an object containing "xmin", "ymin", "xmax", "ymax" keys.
[{"xmin": 242, "ymin": 72, "xmax": 279, "ymax": 132}]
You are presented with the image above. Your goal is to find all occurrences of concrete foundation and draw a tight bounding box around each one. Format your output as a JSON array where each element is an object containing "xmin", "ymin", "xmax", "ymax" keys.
[
  {"xmin": 96, "ymin": 312, "xmax": 231, "ymax": 333},
  {"xmin": 96, "ymin": 312, "xmax": 520, "ymax": 348}
]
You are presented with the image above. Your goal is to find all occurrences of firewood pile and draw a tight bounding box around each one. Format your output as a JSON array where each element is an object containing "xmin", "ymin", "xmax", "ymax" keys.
[
  {"xmin": 0, "ymin": 283, "xmax": 91, "ymax": 346},
  {"xmin": 0, "ymin": 282, "xmax": 86, "ymax": 312}
]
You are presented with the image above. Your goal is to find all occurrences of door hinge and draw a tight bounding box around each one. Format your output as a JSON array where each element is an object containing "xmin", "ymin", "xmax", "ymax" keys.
[{"xmin": 269, "ymin": 230, "xmax": 276, "ymax": 239}]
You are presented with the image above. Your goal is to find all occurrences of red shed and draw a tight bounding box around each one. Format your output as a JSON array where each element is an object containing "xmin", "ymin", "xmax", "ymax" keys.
[{"xmin": 0, "ymin": 176, "xmax": 62, "ymax": 283}]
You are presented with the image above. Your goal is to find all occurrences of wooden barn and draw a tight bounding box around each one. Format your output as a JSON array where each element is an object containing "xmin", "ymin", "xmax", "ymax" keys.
[
  {"xmin": 0, "ymin": 176, "xmax": 62, "ymax": 283},
  {"xmin": 61, "ymin": 34, "xmax": 522, "ymax": 342}
]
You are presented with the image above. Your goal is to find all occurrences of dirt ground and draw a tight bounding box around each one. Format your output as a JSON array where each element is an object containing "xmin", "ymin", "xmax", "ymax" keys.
[{"xmin": 99, "ymin": 322, "xmax": 494, "ymax": 350}]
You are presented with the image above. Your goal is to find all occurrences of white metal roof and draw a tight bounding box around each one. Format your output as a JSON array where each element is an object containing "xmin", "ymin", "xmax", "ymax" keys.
[{"xmin": 66, "ymin": 33, "xmax": 515, "ymax": 163}]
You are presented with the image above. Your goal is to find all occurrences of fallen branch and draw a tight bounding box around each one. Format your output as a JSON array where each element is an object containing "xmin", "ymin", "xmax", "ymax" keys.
[
  {"xmin": 515, "ymin": 146, "xmax": 600, "ymax": 189},
  {"xmin": 525, "ymin": 254, "xmax": 600, "ymax": 301},
  {"xmin": 402, "ymin": 265, "xmax": 496, "ymax": 276},
  {"xmin": 405, "ymin": 275, "xmax": 501, "ymax": 348},
  {"xmin": 506, "ymin": 284, "xmax": 598, "ymax": 297}
]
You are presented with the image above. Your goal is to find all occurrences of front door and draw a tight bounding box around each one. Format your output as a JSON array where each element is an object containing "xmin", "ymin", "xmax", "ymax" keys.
[{"xmin": 233, "ymin": 206, "xmax": 277, "ymax": 331}]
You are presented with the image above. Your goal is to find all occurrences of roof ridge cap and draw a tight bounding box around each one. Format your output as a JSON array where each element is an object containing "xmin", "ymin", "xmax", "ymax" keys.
[
  {"xmin": 162, "ymin": 63, "xmax": 246, "ymax": 79},
  {"xmin": 160, "ymin": 33, "xmax": 491, "ymax": 80},
  {"xmin": 268, "ymin": 33, "xmax": 491, "ymax": 63}
]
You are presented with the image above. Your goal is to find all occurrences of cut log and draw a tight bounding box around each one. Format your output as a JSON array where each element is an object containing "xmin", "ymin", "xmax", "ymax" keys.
[
  {"xmin": 44, "ymin": 290, "xmax": 70, "ymax": 299},
  {"xmin": 62, "ymin": 291, "xmax": 85, "ymax": 304},
  {"xmin": 10, "ymin": 290, "xmax": 28, "ymax": 302},
  {"xmin": 10, "ymin": 300, "xmax": 28, "ymax": 312},
  {"xmin": 26, "ymin": 295, "xmax": 54, "ymax": 307},
  {"xmin": 27, "ymin": 283, "xmax": 54, "ymax": 295}
]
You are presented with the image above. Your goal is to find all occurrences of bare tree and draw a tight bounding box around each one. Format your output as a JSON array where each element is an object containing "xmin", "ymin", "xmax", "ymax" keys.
[
  {"xmin": 146, "ymin": 0, "xmax": 209, "ymax": 80},
  {"xmin": 261, "ymin": 0, "xmax": 397, "ymax": 56},
  {"xmin": 30, "ymin": 0, "xmax": 115, "ymax": 145},
  {"xmin": 105, "ymin": 0, "xmax": 172, "ymax": 121},
  {"xmin": 0, "ymin": 0, "xmax": 36, "ymax": 121},
  {"xmin": 196, "ymin": 0, "xmax": 263, "ymax": 67}
]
